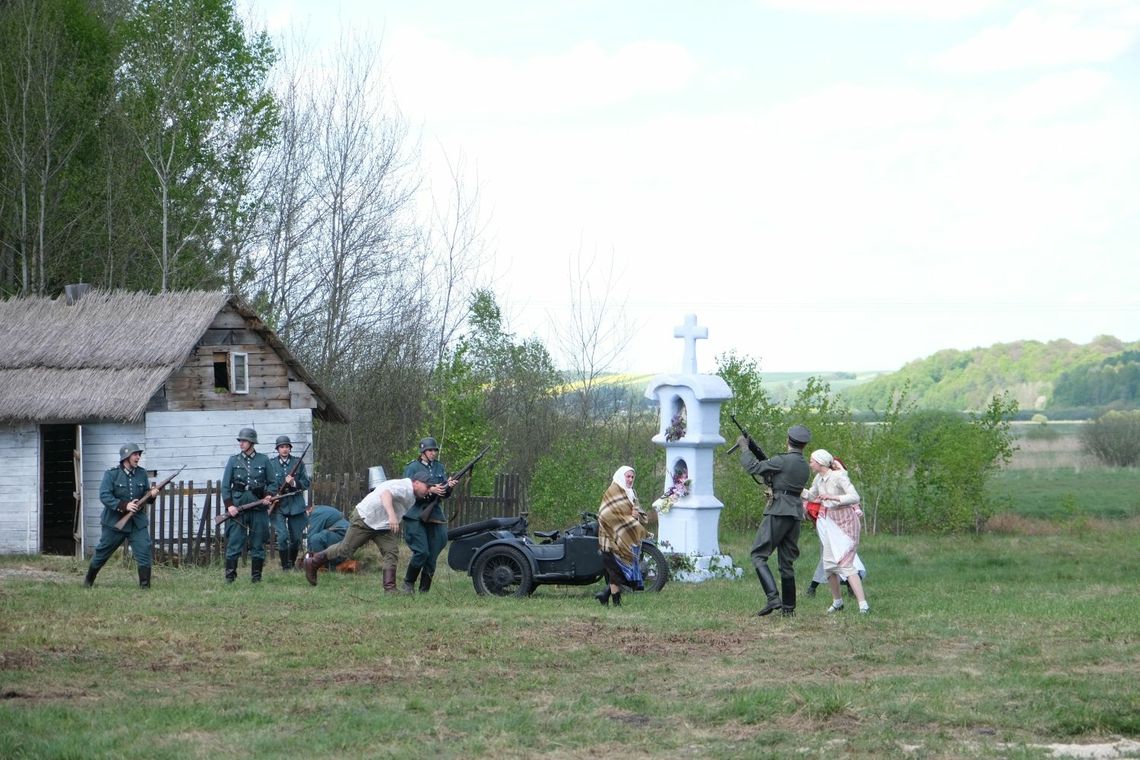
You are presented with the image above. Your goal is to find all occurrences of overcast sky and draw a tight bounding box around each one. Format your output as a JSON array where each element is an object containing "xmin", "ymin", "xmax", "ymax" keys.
[{"xmin": 245, "ymin": 0, "xmax": 1140, "ymax": 374}]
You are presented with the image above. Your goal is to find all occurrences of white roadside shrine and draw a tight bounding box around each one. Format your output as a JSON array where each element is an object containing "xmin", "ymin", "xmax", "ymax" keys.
[{"xmin": 645, "ymin": 315, "xmax": 743, "ymax": 581}]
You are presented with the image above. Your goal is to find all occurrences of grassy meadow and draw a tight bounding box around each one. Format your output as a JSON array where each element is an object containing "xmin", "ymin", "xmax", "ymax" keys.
[{"xmin": 2, "ymin": 430, "xmax": 1138, "ymax": 759}]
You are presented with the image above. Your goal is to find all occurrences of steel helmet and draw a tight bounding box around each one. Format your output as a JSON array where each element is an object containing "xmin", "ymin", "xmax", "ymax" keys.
[
  {"xmin": 275, "ymin": 435, "xmax": 292, "ymax": 447},
  {"xmin": 237, "ymin": 428, "xmax": 259, "ymax": 444},
  {"xmin": 119, "ymin": 442, "xmax": 144, "ymax": 461},
  {"xmin": 419, "ymin": 437, "xmax": 439, "ymax": 452}
]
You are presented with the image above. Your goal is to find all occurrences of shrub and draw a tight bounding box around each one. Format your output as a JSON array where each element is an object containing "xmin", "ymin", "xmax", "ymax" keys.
[{"xmin": 1081, "ymin": 411, "xmax": 1140, "ymax": 467}]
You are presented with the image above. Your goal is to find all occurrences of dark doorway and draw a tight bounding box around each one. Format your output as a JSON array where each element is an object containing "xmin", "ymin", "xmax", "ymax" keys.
[{"xmin": 41, "ymin": 424, "xmax": 79, "ymax": 555}]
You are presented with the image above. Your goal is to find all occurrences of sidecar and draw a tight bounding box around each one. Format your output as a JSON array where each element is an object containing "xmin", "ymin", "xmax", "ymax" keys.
[{"xmin": 446, "ymin": 512, "xmax": 668, "ymax": 597}]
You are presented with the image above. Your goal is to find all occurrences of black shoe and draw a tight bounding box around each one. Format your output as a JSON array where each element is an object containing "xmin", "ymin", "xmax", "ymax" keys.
[
  {"xmin": 781, "ymin": 606, "xmax": 795, "ymax": 617},
  {"xmin": 224, "ymin": 558, "xmax": 238, "ymax": 583},
  {"xmin": 83, "ymin": 566, "xmax": 99, "ymax": 588},
  {"xmin": 805, "ymin": 583, "xmax": 817, "ymax": 598},
  {"xmin": 756, "ymin": 596, "xmax": 782, "ymax": 617},
  {"xmin": 594, "ymin": 588, "xmax": 611, "ymax": 606},
  {"xmin": 251, "ymin": 558, "xmax": 264, "ymax": 583},
  {"xmin": 138, "ymin": 567, "xmax": 151, "ymax": 589},
  {"xmin": 611, "ymin": 591, "xmax": 622, "ymax": 607}
]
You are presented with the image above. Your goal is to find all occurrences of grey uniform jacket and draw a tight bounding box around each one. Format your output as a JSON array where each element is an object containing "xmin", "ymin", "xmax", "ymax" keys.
[{"xmin": 740, "ymin": 448, "xmax": 810, "ymax": 518}]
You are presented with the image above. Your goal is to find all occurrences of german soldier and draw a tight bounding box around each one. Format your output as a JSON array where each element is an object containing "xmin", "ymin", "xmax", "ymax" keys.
[
  {"xmin": 221, "ymin": 428, "xmax": 271, "ymax": 583},
  {"xmin": 84, "ymin": 443, "xmax": 159, "ymax": 588},
  {"xmin": 267, "ymin": 435, "xmax": 310, "ymax": 572},
  {"xmin": 401, "ymin": 437, "xmax": 457, "ymax": 594},
  {"xmin": 738, "ymin": 424, "xmax": 811, "ymax": 617}
]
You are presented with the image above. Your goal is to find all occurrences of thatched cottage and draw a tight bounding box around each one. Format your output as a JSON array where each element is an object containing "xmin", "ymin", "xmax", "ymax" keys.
[{"xmin": 0, "ymin": 288, "xmax": 346, "ymax": 556}]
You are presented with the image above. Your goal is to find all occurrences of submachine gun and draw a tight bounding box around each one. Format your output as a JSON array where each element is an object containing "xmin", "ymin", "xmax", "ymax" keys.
[
  {"xmin": 113, "ymin": 465, "xmax": 186, "ymax": 530},
  {"xmin": 725, "ymin": 414, "xmax": 767, "ymax": 460}
]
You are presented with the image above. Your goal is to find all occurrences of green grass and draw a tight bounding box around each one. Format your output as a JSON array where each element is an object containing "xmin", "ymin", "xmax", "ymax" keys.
[
  {"xmin": 987, "ymin": 466, "xmax": 1140, "ymax": 520},
  {"xmin": 2, "ymin": 518, "xmax": 1138, "ymax": 759}
]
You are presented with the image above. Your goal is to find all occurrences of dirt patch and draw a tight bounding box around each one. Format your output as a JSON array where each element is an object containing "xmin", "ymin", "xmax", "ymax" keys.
[{"xmin": 0, "ymin": 566, "xmax": 71, "ymax": 582}]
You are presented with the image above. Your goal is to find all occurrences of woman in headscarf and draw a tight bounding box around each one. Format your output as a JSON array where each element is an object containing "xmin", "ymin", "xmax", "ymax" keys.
[
  {"xmin": 595, "ymin": 465, "xmax": 648, "ymax": 607},
  {"xmin": 802, "ymin": 449, "xmax": 870, "ymax": 614}
]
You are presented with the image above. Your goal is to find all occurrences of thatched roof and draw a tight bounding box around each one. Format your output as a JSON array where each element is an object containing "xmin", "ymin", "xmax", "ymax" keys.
[{"xmin": 0, "ymin": 290, "xmax": 347, "ymax": 424}]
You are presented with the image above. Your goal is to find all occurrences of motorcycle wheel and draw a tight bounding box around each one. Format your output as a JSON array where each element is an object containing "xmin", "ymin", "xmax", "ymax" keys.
[
  {"xmin": 471, "ymin": 545, "xmax": 534, "ymax": 597},
  {"xmin": 639, "ymin": 541, "xmax": 669, "ymax": 592}
]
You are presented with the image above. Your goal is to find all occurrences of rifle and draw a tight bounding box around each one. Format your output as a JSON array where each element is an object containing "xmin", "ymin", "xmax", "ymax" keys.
[
  {"xmin": 725, "ymin": 414, "xmax": 767, "ymax": 461},
  {"xmin": 267, "ymin": 444, "xmax": 311, "ymax": 516},
  {"xmin": 114, "ymin": 465, "xmax": 185, "ymax": 530},
  {"xmin": 419, "ymin": 446, "xmax": 490, "ymax": 523}
]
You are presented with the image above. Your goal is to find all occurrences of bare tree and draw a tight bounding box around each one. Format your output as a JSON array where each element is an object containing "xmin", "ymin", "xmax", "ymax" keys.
[{"xmin": 553, "ymin": 250, "xmax": 635, "ymax": 420}]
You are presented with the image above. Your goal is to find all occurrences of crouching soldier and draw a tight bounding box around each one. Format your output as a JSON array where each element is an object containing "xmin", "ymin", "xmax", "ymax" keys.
[
  {"xmin": 84, "ymin": 443, "xmax": 158, "ymax": 588},
  {"xmin": 302, "ymin": 504, "xmax": 354, "ymax": 573},
  {"xmin": 221, "ymin": 428, "xmax": 271, "ymax": 583},
  {"xmin": 304, "ymin": 473, "xmax": 432, "ymax": 592}
]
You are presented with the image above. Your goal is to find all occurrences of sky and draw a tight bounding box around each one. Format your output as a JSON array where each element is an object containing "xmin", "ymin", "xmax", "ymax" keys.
[{"xmin": 243, "ymin": 0, "xmax": 1140, "ymax": 374}]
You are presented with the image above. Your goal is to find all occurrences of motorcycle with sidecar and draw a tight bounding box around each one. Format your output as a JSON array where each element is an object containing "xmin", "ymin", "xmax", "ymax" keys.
[{"xmin": 446, "ymin": 511, "xmax": 669, "ymax": 597}]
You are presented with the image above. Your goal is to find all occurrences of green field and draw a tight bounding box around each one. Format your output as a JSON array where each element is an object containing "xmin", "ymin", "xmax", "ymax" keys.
[{"xmin": 3, "ymin": 462, "xmax": 1139, "ymax": 759}]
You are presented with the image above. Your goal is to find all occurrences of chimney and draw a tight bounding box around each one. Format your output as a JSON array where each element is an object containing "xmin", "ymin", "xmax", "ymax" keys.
[{"xmin": 63, "ymin": 283, "xmax": 93, "ymax": 305}]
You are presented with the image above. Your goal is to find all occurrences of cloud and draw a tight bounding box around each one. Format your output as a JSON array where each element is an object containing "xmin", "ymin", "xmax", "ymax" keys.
[
  {"xmin": 933, "ymin": 8, "xmax": 1138, "ymax": 72},
  {"xmin": 386, "ymin": 27, "xmax": 697, "ymax": 120},
  {"xmin": 759, "ymin": 0, "xmax": 998, "ymax": 20}
]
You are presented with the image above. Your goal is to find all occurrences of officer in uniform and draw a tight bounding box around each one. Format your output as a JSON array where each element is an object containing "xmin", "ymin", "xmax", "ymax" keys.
[
  {"xmin": 221, "ymin": 428, "xmax": 271, "ymax": 583},
  {"xmin": 84, "ymin": 443, "xmax": 158, "ymax": 588},
  {"xmin": 737, "ymin": 424, "xmax": 812, "ymax": 617},
  {"xmin": 400, "ymin": 437, "xmax": 457, "ymax": 594},
  {"xmin": 303, "ymin": 504, "xmax": 350, "ymax": 570},
  {"xmin": 267, "ymin": 435, "xmax": 310, "ymax": 572}
]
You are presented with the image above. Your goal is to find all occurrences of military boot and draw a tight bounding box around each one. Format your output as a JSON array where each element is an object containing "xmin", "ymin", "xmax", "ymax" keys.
[
  {"xmin": 83, "ymin": 565, "xmax": 100, "ymax": 588},
  {"xmin": 303, "ymin": 551, "xmax": 328, "ymax": 586},
  {"xmin": 251, "ymin": 558, "xmax": 264, "ymax": 583},
  {"xmin": 138, "ymin": 566, "xmax": 151, "ymax": 589},
  {"xmin": 279, "ymin": 549, "xmax": 292, "ymax": 572},
  {"xmin": 382, "ymin": 567, "xmax": 397, "ymax": 593},
  {"xmin": 224, "ymin": 558, "xmax": 238, "ymax": 583},
  {"xmin": 418, "ymin": 572, "xmax": 433, "ymax": 594},
  {"xmin": 781, "ymin": 577, "xmax": 796, "ymax": 617},
  {"xmin": 755, "ymin": 565, "xmax": 782, "ymax": 617},
  {"xmin": 401, "ymin": 567, "xmax": 420, "ymax": 595}
]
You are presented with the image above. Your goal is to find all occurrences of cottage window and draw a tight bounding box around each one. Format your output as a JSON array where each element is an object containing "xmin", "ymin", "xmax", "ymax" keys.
[
  {"xmin": 213, "ymin": 351, "xmax": 249, "ymax": 394},
  {"xmin": 230, "ymin": 352, "xmax": 249, "ymax": 394}
]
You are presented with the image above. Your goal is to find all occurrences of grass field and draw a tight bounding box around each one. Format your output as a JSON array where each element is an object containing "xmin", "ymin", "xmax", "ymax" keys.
[{"xmin": 2, "ymin": 463, "xmax": 1138, "ymax": 759}]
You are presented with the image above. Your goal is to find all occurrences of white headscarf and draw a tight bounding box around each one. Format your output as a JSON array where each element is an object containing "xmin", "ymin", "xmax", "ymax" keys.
[
  {"xmin": 612, "ymin": 465, "xmax": 637, "ymax": 503},
  {"xmin": 810, "ymin": 449, "xmax": 834, "ymax": 468}
]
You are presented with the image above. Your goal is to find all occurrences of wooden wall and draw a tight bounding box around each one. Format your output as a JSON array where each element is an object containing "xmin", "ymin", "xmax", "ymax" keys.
[
  {"xmin": 157, "ymin": 306, "xmax": 316, "ymax": 415},
  {"xmin": 0, "ymin": 424, "xmax": 41, "ymax": 554}
]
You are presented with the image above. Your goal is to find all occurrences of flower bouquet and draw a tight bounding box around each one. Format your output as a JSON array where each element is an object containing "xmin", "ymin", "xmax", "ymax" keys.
[
  {"xmin": 652, "ymin": 472, "xmax": 691, "ymax": 514},
  {"xmin": 664, "ymin": 410, "xmax": 687, "ymax": 442}
]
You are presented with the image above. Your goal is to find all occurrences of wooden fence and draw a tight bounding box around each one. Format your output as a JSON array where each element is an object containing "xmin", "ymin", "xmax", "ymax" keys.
[{"xmin": 130, "ymin": 473, "xmax": 527, "ymax": 565}]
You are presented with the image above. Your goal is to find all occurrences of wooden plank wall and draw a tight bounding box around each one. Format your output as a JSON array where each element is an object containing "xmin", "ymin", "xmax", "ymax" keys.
[{"xmin": 0, "ymin": 424, "xmax": 41, "ymax": 554}]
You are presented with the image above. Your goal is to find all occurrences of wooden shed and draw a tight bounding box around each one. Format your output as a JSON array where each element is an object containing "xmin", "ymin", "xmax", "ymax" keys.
[{"xmin": 0, "ymin": 288, "xmax": 347, "ymax": 556}]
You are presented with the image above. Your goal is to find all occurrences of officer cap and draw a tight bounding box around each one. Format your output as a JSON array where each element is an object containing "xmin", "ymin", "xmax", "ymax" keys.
[
  {"xmin": 787, "ymin": 425, "xmax": 812, "ymax": 445},
  {"xmin": 119, "ymin": 442, "xmax": 144, "ymax": 461},
  {"xmin": 410, "ymin": 471, "xmax": 433, "ymax": 484},
  {"xmin": 275, "ymin": 435, "xmax": 292, "ymax": 447},
  {"xmin": 237, "ymin": 427, "xmax": 258, "ymax": 444},
  {"xmin": 419, "ymin": 437, "xmax": 439, "ymax": 452}
]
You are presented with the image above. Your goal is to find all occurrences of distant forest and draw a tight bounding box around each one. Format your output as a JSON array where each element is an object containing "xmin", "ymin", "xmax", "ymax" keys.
[{"xmin": 837, "ymin": 336, "xmax": 1140, "ymax": 417}]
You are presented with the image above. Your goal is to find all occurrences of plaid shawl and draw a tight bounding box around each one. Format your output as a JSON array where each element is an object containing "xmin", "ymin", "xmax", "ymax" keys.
[{"xmin": 597, "ymin": 481, "xmax": 647, "ymax": 563}]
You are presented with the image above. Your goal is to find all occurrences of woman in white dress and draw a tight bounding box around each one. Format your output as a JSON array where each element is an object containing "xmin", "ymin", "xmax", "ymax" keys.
[{"xmin": 802, "ymin": 449, "xmax": 870, "ymax": 614}]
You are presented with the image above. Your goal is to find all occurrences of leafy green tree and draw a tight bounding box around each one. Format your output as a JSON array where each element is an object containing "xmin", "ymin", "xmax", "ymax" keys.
[
  {"xmin": 114, "ymin": 0, "xmax": 276, "ymax": 290},
  {"xmin": 1081, "ymin": 410, "xmax": 1140, "ymax": 467}
]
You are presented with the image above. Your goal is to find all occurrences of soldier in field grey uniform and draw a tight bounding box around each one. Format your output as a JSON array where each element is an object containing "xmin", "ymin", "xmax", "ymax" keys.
[{"xmin": 737, "ymin": 424, "xmax": 811, "ymax": 618}]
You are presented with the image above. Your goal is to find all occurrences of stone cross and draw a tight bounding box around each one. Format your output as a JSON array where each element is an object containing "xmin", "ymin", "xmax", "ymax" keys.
[{"xmin": 673, "ymin": 314, "xmax": 708, "ymax": 374}]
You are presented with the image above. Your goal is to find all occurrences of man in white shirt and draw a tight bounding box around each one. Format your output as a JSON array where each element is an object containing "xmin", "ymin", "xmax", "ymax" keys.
[{"xmin": 303, "ymin": 473, "xmax": 432, "ymax": 589}]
